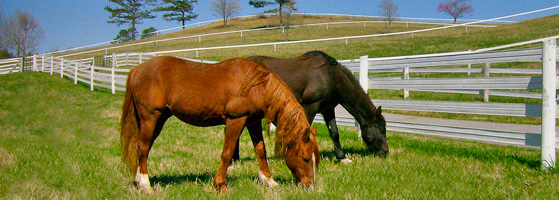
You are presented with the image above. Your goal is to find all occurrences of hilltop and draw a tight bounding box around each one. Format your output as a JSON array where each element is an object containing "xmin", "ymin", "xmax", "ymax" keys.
[{"xmin": 58, "ymin": 14, "xmax": 559, "ymax": 61}]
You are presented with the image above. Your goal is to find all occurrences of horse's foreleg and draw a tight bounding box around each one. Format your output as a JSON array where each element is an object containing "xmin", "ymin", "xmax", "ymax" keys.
[
  {"xmin": 247, "ymin": 123, "xmax": 278, "ymax": 187},
  {"xmin": 137, "ymin": 111, "xmax": 168, "ymax": 193},
  {"xmin": 214, "ymin": 117, "xmax": 247, "ymax": 192},
  {"xmin": 322, "ymin": 109, "xmax": 352, "ymax": 164}
]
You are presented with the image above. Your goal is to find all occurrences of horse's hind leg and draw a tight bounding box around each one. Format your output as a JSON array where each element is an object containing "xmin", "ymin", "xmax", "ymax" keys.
[
  {"xmin": 322, "ymin": 108, "xmax": 352, "ymax": 164},
  {"xmin": 247, "ymin": 122, "xmax": 278, "ymax": 187},
  {"xmin": 136, "ymin": 110, "xmax": 169, "ymax": 193}
]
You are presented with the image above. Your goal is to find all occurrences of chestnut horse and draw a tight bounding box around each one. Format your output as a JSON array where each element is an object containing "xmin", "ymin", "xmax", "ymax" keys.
[
  {"xmin": 245, "ymin": 51, "xmax": 388, "ymax": 164},
  {"xmin": 120, "ymin": 56, "xmax": 320, "ymax": 192}
]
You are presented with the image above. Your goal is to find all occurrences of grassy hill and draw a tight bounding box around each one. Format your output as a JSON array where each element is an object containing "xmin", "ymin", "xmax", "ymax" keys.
[
  {"xmin": 1, "ymin": 71, "xmax": 558, "ymax": 199},
  {"xmin": 60, "ymin": 14, "xmax": 559, "ymax": 61}
]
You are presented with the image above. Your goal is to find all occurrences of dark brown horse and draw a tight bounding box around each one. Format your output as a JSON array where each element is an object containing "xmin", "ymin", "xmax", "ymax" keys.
[
  {"xmin": 120, "ymin": 56, "xmax": 320, "ymax": 193},
  {"xmin": 245, "ymin": 51, "xmax": 388, "ymax": 164}
]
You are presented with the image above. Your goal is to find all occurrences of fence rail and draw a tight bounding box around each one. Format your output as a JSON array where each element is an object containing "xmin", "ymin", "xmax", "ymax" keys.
[{"xmin": 2, "ymin": 34, "xmax": 558, "ymax": 168}]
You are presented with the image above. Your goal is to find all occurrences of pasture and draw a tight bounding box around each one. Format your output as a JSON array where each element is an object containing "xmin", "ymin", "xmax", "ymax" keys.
[{"xmin": 1, "ymin": 72, "xmax": 558, "ymax": 199}]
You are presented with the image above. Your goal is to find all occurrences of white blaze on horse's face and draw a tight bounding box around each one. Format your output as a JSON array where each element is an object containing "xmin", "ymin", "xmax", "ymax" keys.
[{"xmin": 312, "ymin": 152, "xmax": 316, "ymax": 184}]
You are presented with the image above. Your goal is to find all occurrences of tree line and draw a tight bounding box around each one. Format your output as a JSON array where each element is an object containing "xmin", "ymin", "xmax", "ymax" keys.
[
  {"xmin": 105, "ymin": 0, "xmax": 303, "ymax": 43},
  {"xmin": 0, "ymin": 0, "xmax": 474, "ymax": 58}
]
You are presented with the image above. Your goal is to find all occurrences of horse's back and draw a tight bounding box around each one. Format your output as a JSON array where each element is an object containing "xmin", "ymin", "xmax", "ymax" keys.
[{"xmin": 128, "ymin": 56, "xmax": 268, "ymax": 126}]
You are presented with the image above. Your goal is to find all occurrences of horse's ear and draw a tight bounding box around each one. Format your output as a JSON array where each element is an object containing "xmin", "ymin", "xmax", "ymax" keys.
[
  {"xmin": 376, "ymin": 106, "xmax": 382, "ymax": 115},
  {"xmin": 303, "ymin": 127, "xmax": 312, "ymax": 143}
]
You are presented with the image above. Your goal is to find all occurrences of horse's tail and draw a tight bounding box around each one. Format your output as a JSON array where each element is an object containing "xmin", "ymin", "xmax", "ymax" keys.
[{"xmin": 120, "ymin": 68, "xmax": 139, "ymax": 177}]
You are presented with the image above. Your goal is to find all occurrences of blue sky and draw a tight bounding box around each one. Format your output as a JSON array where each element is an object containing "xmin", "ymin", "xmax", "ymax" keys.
[{"xmin": 1, "ymin": 0, "xmax": 558, "ymax": 54}]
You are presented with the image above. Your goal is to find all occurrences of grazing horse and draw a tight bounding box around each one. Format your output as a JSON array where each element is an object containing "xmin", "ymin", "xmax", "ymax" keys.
[
  {"xmin": 120, "ymin": 56, "xmax": 320, "ymax": 193},
  {"xmin": 245, "ymin": 51, "xmax": 388, "ymax": 164}
]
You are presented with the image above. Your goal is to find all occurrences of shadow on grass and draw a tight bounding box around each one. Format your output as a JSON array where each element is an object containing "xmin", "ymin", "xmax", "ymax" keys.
[
  {"xmin": 319, "ymin": 146, "xmax": 386, "ymax": 161},
  {"xmin": 151, "ymin": 172, "xmax": 215, "ymax": 186}
]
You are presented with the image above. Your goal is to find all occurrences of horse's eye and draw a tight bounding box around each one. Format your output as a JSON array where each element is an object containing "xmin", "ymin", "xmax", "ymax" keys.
[{"xmin": 303, "ymin": 157, "xmax": 310, "ymax": 163}]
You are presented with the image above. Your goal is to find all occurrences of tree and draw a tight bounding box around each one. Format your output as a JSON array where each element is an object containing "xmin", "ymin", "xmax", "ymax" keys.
[
  {"xmin": 154, "ymin": 0, "xmax": 198, "ymax": 29},
  {"xmin": 112, "ymin": 28, "xmax": 135, "ymax": 44},
  {"xmin": 141, "ymin": 27, "xmax": 158, "ymax": 39},
  {"xmin": 105, "ymin": 0, "xmax": 156, "ymax": 41},
  {"xmin": 378, "ymin": 0, "xmax": 398, "ymax": 30},
  {"xmin": 4, "ymin": 10, "xmax": 43, "ymax": 57},
  {"xmin": 279, "ymin": 5, "xmax": 298, "ymax": 41},
  {"xmin": 210, "ymin": 0, "xmax": 241, "ymax": 27},
  {"xmin": 436, "ymin": 0, "xmax": 474, "ymax": 24},
  {"xmin": 248, "ymin": 0, "xmax": 296, "ymax": 25}
]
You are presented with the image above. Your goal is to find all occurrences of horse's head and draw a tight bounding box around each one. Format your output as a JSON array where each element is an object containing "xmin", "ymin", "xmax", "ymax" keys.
[
  {"xmin": 362, "ymin": 106, "xmax": 389, "ymax": 157},
  {"xmin": 285, "ymin": 126, "xmax": 320, "ymax": 186}
]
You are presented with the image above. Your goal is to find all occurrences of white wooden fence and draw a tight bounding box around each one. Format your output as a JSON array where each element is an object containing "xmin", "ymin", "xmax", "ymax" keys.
[
  {"xmin": 329, "ymin": 36, "xmax": 558, "ymax": 169},
  {"xmin": 2, "ymin": 36, "xmax": 558, "ymax": 169}
]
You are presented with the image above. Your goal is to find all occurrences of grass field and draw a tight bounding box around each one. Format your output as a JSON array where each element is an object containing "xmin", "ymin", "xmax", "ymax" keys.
[
  {"xmin": 1, "ymin": 71, "xmax": 558, "ymax": 199},
  {"xmin": 3, "ymin": 14, "xmax": 559, "ymax": 199}
]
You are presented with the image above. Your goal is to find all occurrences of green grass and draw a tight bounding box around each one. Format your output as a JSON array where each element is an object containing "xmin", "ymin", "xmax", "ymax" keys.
[{"xmin": 1, "ymin": 72, "xmax": 558, "ymax": 199}]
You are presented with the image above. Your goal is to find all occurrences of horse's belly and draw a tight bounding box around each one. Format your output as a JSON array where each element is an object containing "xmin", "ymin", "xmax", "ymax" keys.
[{"xmin": 173, "ymin": 112, "xmax": 225, "ymax": 127}]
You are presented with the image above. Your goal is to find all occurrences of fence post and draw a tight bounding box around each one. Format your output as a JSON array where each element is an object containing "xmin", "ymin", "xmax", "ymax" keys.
[
  {"xmin": 358, "ymin": 55, "xmax": 369, "ymax": 138},
  {"xmin": 50, "ymin": 56, "xmax": 53, "ymax": 75},
  {"xmin": 111, "ymin": 53, "xmax": 116, "ymax": 94},
  {"xmin": 404, "ymin": 67, "xmax": 410, "ymax": 99},
  {"xmin": 41, "ymin": 55, "xmax": 45, "ymax": 72},
  {"xmin": 483, "ymin": 63, "xmax": 490, "ymax": 102},
  {"xmin": 60, "ymin": 58, "xmax": 64, "ymax": 78},
  {"xmin": 74, "ymin": 62, "xmax": 78, "ymax": 84},
  {"xmin": 240, "ymin": 30, "xmax": 243, "ymax": 38},
  {"xmin": 32, "ymin": 55, "xmax": 37, "ymax": 71},
  {"xmin": 20, "ymin": 57, "xmax": 24, "ymax": 72},
  {"xmin": 541, "ymin": 38, "xmax": 557, "ymax": 170},
  {"xmin": 90, "ymin": 59, "xmax": 95, "ymax": 91}
]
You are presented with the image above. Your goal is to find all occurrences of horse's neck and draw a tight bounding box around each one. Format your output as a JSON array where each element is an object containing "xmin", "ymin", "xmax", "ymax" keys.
[{"xmin": 334, "ymin": 68, "xmax": 378, "ymax": 126}]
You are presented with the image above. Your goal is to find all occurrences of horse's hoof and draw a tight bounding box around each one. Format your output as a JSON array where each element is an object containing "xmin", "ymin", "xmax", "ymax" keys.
[
  {"xmin": 216, "ymin": 185, "xmax": 228, "ymax": 193},
  {"xmin": 138, "ymin": 184, "xmax": 153, "ymax": 194},
  {"xmin": 259, "ymin": 171, "xmax": 279, "ymax": 187},
  {"xmin": 340, "ymin": 158, "xmax": 353, "ymax": 164}
]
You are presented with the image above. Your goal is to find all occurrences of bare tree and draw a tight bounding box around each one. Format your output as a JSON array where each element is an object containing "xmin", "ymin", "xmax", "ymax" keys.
[
  {"xmin": 210, "ymin": 0, "xmax": 241, "ymax": 27},
  {"xmin": 279, "ymin": 5, "xmax": 298, "ymax": 41},
  {"xmin": 4, "ymin": 10, "xmax": 43, "ymax": 57},
  {"xmin": 436, "ymin": 0, "xmax": 474, "ymax": 23},
  {"xmin": 378, "ymin": 0, "xmax": 398, "ymax": 30}
]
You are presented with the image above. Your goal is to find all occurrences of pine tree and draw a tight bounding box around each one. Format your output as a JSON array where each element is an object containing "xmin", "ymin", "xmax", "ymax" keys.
[
  {"xmin": 105, "ymin": 0, "xmax": 156, "ymax": 41},
  {"xmin": 248, "ymin": 0, "xmax": 296, "ymax": 24},
  {"xmin": 154, "ymin": 0, "xmax": 198, "ymax": 29}
]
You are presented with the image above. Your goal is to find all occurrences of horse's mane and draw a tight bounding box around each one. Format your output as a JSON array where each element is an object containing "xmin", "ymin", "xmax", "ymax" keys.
[
  {"xmin": 303, "ymin": 51, "xmax": 339, "ymax": 66},
  {"xmin": 237, "ymin": 60, "xmax": 309, "ymax": 157},
  {"xmin": 263, "ymin": 72, "xmax": 310, "ymax": 158}
]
